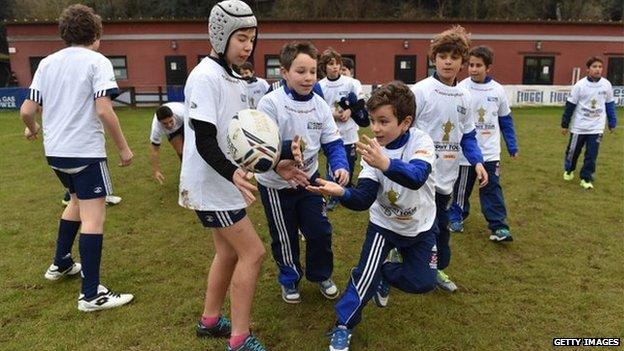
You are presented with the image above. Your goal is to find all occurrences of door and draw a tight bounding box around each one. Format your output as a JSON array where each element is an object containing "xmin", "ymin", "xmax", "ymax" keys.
[
  {"xmin": 165, "ymin": 56, "xmax": 188, "ymax": 86},
  {"xmin": 394, "ymin": 55, "xmax": 416, "ymax": 84}
]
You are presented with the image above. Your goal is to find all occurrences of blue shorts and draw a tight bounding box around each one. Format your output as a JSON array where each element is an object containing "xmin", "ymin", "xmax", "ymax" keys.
[
  {"xmin": 53, "ymin": 161, "xmax": 113, "ymax": 200},
  {"xmin": 195, "ymin": 209, "xmax": 246, "ymax": 228}
]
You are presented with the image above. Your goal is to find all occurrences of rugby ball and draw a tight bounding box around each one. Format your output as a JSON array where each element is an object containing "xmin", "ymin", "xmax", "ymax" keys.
[{"xmin": 227, "ymin": 109, "xmax": 281, "ymax": 173}]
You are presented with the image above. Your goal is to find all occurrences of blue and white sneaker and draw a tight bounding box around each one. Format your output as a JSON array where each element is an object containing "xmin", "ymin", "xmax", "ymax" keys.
[
  {"xmin": 328, "ymin": 325, "xmax": 352, "ymax": 351},
  {"xmin": 373, "ymin": 277, "xmax": 390, "ymax": 308},
  {"xmin": 281, "ymin": 284, "xmax": 301, "ymax": 304},
  {"xmin": 448, "ymin": 221, "xmax": 464, "ymax": 233},
  {"xmin": 77, "ymin": 284, "xmax": 134, "ymax": 312},
  {"xmin": 319, "ymin": 279, "xmax": 340, "ymax": 299},
  {"xmin": 226, "ymin": 334, "xmax": 266, "ymax": 351},
  {"xmin": 196, "ymin": 316, "xmax": 231, "ymax": 338},
  {"xmin": 490, "ymin": 228, "xmax": 513, "ymax": 242},
  {"xmin": 44, "ymin": 262, "xmax": 81, "ymax": 281}
]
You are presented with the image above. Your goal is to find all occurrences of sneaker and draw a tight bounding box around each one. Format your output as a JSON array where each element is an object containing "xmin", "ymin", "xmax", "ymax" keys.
[
  {"xmin": 490, "ymin": 228, "xmax": 513, "ymax": 242},
  {"xmin": 281, "ymin": 284, "xmax": 301, "ymax": 304},
  {"xmin": 372, "ymin": 277, "xmax": 390, "ymax": 308},
  {"xmin": 328, "ymin": 325, "xmax": 352, "ymax": 351},
  {"xmin": 105, "ymin": 195, "xmax": 122, "ymax": 206},
  {"xmin": 77, "ymin": 284, "xmax": 134, "ymax": 312},
  {"xmin": 44, "ymin": 262, "xmax": 81, "ymax": 281},
  {"xmin": 227, "ymin": 334, "xmax": 266, "ymax": 351},
  {"xmin": 196, "ymin": 316, "xmax": 231, "ymax": 338},
  {"xmin": 563, "ymin": 171, "xmax": 574, "ymax": 181},
  {"xmin": 580, "ymin": 179, "xmax": 594, "ymax": 190},
  {"xmin": 448, "ymin": 221, "xmax": 464, "ymax": 233},
  {"xmin": 436, "ymin": 270, "xmax": 458, "ymax": 292},
  {"xmin": 326, "ymin": 198, "xmax": 339, "ymax": 211},
  {"xmin": 319, "ymin": 279, "xmax": 339, "ymax": 299}
]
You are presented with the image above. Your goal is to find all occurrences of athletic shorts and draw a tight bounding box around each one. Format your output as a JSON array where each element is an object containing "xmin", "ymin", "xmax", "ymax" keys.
[
  {"xmin": 167, "ymin": 126, "xmax": 184, "ymax": 141},
  {"xmin": 195, "ymin": 209, "xmax": 246, "ymax": 228},
  {"xmin": 52, "ymin": 160, "xmax": 113, "ymax": 200}
]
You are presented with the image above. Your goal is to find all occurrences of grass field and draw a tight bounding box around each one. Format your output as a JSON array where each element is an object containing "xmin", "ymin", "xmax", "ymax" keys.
[{"xmin": 0, "ymin": 106, "xmax": 623, "ymax": 351}]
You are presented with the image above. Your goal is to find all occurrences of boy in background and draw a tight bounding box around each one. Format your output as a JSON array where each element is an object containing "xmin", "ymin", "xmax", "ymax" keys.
[
  {"xmin": 411, "ymin": 26, "xmax": 488, "ymax": 292},
  {"xmin": 149, "ymin": 102, "xmax": 185, "ymax": 184},
  {"xmin": 561, "ymin": 56, "xmax": 617, "ymax": 189},
  {"xmin": 448, "ymin": 46, "xmax": 518, "ymax": 242},
  {"xmin": 238, "ymin": 61, "xmax": 269, "ymax": 109},
  {"xmin": 21, "ymin": 4, "xmax": 134, "ymax": 311}
]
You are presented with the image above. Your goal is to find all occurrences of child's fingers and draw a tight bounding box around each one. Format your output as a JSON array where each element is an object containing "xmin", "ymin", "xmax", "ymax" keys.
[{"xmin": 315, "ymin": 178, "xmax": 328, "ymax": 186}]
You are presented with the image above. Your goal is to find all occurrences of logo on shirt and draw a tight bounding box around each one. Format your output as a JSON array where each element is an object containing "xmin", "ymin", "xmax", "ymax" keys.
[
  {"xmin": 190, "ymin": 101, "xmax": 198, "ymax": 109},
  {"xmin": 477, "ymin": 106, "xmax": 487, "ymax": 123},
  {"xmin": 442, "ymin": 120, "xmax": 455, "ymax": 142},
  {"xmin": 240, "ymin": 93, "xmax": 247, "ymax": 103},
  {"xmin": 456, "ymin": 105, "xmax": 467, "ymax": 114},
  {"xmin": 590, "ymin": 98, "xmax": 597, "ymax": 109},
  {"xmin": 308, "ymin": 121, "xmax": 323, "ymax": 130},
  {"xmin": 487, "ymin": 96, "xmax": 499, "ymax": 102},
  {"xmin": 386, "ymin": 189, "xmax": 399, "ymax": 206}
]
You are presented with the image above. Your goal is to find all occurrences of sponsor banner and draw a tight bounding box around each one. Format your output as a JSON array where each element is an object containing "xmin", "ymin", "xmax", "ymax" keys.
[{"xmin": 0, "ymin": 87, "xmax": 28, "ymax": 109}]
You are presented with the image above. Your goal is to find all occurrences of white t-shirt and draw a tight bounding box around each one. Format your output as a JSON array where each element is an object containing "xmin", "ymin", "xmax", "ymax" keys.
[
  {"xmin": 411, "ymin": 76, "xmax": 474, "ymax": 195},
  {"xmin": 318, "ymin": 75, "xmax": 362, "ymax": 144},
  {"xmin": 246, "ymin": 77, "xmax": 270, "ymax": 109},
  {"xmin": 255, "ymin": 86, "xmax": 342, "ymax": 190},
  {"xmin": 149, "ymin": 102, "xmax": 185, "ymax": 145},
  {"xmin": 28, "ymin": 47, "xmax": 118, "ymax": 158},
  {"xmin": 179, "ymin": 58, "xmax": 248, "ymax": 211},
  {"xmin": 457, "ymin": 78, "xmax": 511, "ymax": 165},
  {"xmin": 568, "ymin": 77, "xmax": 615, "ymax": 134},
  {"xmin": 359, "ymin": 127, "xmax": 437, "ymax": 236}
]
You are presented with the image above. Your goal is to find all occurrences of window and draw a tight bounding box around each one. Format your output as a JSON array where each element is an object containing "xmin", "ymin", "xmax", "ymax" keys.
[
  {"xmin": 607, "ymin": 57, "xmax": 623, "ymax": 86},
  {"xmin": 265, "ymin": 55, "xmax": 281, "ymax": 80},
  {"xmin": 427, "ymin": 58, "xmax": 436, "ymax": 77},
  {"xmin": 29, "ymin": 56, "xmax": 45, "ymax": 77},
  {"xmin": 107, "ymin": 56, "xmax": 128, "ymax": 80},
  {"xmin": 522, "ymin": 56, "xmax": 554, "ymax": 85}
]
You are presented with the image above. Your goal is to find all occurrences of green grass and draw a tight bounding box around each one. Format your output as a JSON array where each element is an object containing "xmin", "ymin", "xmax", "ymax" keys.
[{"xmin": 1, "ymin": 106, "xmax": 623, "ymax": 350}]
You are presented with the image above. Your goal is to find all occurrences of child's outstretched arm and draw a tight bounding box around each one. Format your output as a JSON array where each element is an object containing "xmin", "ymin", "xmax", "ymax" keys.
[{"xmin": 307, "ymin": 178, "xmax": 378, "ymax": 211}]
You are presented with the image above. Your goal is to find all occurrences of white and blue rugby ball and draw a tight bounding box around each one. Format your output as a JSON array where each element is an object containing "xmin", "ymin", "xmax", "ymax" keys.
[{"xmin": 227, "ymin": 109, "xmax": 281, "ymax": 173}]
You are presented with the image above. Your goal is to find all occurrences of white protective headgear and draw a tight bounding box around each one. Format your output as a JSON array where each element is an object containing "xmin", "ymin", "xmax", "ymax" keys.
[{"xmin": 209, "ymin": 0, "xmax": 257, "ymax": 55}]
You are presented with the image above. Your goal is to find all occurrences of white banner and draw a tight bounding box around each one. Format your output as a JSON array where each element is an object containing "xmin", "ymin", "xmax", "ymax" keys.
[{"xmin": 361, "ymin": 84, "xmax": 624, "ymax": 108}]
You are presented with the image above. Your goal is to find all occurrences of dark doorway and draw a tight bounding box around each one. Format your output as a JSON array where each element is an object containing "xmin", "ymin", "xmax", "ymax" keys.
[
  {"xmin": 394, "ymin": 55, "xmax": 416, "ymax": 84},
  {"xmin": 165, "ymin": 56, "xmax": 187, "ymax": 86}
]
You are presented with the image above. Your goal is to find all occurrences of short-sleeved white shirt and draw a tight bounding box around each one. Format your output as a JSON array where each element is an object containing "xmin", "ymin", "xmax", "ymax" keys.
[
  {"xmin": 358, "ymin": 128, "xmax": 437, "ymax": 236},
  {"xmin": 179, "ymin": 58, "xmax": 248, "ymax": 211},
  {"xmin": 255, "ymin": 86, "xmax": 341, "ymax": 189},
  {"xmin": 457, "ymin": 78, "xmax": 511, "ymax": 165},
  {"xmin": 28, "ymin": 47, "xmax": 118, "ymax": 158},
  {"xmin": 568, "ymin": 77, "xmax": 615, "ymax": 134},
  {"xmin": 411, "ymin": 76, "xmax": 474, "ymax": 195},
  {"xmin": 246, "ymin": 77, "xmax": 270, "ymax": 109},
  {"xmin": 149, "ymin": 102, "xmax": 185, "ymax": 145},
  {"xmin": 318, "ymin": 75, "xmax": 362, "ymax": 144}
]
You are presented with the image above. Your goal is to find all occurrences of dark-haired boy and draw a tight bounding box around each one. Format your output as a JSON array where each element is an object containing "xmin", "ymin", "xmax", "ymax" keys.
[
  {"xmin": 447, "ymin": 46, "xmax": 518, "ymax": 242},
  {"xmin": 238, "ymin": 61, "xmax": 270, "ymax": 109},
  {"xmin": 21, "ymin": 4, "xmax": 134, "ymax": 311},
  {"xmin": 308, "ymin": 81, "xmax": 438, "ymax": 351},
  {"xmin": 149, "ymin": 102, "xmax": 185, "ymax": 184},
  {"xmin": 561, "ymin": 56, "xmax": 617, "ymax": 189},
  {"xmin": 410, "ymin": 26, "xmax": 488, "ymax": 292}
]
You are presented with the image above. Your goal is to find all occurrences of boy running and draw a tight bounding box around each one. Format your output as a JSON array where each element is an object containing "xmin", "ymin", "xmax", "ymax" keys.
[{"xmin": 308, "ymin": 82, "xmax": 438, "ymax": 351}]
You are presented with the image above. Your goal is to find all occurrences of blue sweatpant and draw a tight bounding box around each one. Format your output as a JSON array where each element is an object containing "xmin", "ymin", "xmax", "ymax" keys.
[
  {"xmin": 435, "ymin": 192, "xmax": 452, "ymax": 271},
  {"xmin": 335, "ymin": 222, "xmax": 437, "ymax": 329},
  {"xmin": 448, "ymin": 161, "xmax": 509, "ymax": 232},
  {"xmin": 259, "ymin": 184, "xmax": 334, "ymax": 287},
  {"xmin": 564, "ymin": 133, "xmax": 602, "ymax": 182}
]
